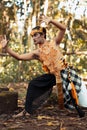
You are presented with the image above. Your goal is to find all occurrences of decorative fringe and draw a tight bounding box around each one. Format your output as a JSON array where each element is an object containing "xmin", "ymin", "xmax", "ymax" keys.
[
  {"xmin": 70, "ymin": 82, "xmax": 79, "ymax": 105},
  {"xmin": 56, "ymin": 82, "xmax": 64, "ymax": 109}
]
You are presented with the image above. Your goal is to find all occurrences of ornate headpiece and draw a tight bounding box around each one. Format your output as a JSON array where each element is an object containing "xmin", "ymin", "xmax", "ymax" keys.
[{"xmin": 30, "ymin": 27, "xmax": 43, "ymax": 36}]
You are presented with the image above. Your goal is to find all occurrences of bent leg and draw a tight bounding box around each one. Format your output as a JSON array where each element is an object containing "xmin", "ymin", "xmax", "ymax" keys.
[{"xmin": 25, "ymin": 74, "xmax": 56, "ymax": 114}]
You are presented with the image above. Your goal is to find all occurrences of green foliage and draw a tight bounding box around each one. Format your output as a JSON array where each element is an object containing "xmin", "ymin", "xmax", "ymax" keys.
[{"xmin": 0, "ymin": 55, "xmax": 44, "ymax": 83}]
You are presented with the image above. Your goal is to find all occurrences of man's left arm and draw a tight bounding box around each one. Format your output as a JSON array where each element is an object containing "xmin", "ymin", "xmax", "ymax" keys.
[
  {"xmin": 49, "ymin": 19, "xmax": 66, "ymax": 45},
  {"xmin": 40, "ymin": 15, "xmax": 66, "ymax": 45}
]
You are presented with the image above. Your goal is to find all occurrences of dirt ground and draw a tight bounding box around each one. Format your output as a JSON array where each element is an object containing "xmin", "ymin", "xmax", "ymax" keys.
[{"xmin": 0, "ymin": 82, "xmax": 87, "ymax": 130}]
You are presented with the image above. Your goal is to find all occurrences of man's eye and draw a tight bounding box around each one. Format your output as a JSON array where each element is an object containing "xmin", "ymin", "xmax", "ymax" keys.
[{"xmin": 34, "ymin": 33, "xmax": 38, "ymax": 37}]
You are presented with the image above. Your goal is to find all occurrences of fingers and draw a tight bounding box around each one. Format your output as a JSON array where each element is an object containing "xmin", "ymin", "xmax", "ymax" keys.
[
  {"xmin": 39, "ymin": 16, "xmax": 48, "ymax": 23},
  {"xmin": 3, "ymin": 35, "xmax": 7, "ymax": 40},
  {"xmin": 39, "ymin": 14, "xmax": 47, "ymax": 20},
  {"xmin": 39, "ymin": 15, "xmax": 51, "ymax": 27}
]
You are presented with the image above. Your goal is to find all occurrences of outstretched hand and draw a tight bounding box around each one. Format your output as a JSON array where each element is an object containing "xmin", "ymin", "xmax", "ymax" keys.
[
  {"xmin": 0, "ymin": 35, "xmax": 8, "ymax": 49},
  {"xmin": 39, "ymin": 15, "xmax": 51, "ymax": 25}
]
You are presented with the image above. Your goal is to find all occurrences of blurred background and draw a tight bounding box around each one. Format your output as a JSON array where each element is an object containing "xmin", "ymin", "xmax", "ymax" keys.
[{"xmin": 0, "ymin": 0, "xmax": 87, "ymax": 83}]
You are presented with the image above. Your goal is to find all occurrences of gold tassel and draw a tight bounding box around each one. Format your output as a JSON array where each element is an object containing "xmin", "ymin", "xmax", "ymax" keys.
[
  {"xmin": 56, "ymin": 74, "xmax": 64, "ymax": 109},
  {"xmin": 70, "ymin": 82, "xmax": 79, "ymax": 105},
  {"xmin": 42, "ymin": 65, "xmax": 50, "ymax": 73},
  {"xmin": 68, "ymin": 67, "xmax": 78, "ymax": 105},
  {"xmin": 56, "ymin": 82, "xmax": 64, "ymax": 109}
]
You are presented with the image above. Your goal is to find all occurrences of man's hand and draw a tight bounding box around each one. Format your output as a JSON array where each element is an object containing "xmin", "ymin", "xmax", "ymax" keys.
[
  {"xmin": 39, "ymin": 15, "xmax": 51, "ymax": 25},
  {"xmin": 0, "ymin": 35, "xmax": 8, "ymax": 49}
]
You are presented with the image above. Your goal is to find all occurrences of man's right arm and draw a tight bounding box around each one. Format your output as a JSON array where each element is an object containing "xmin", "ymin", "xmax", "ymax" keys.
[
  {"xmin": 5, "ymin": 47, "xmax": 37, "ymax": 61},
  {"xmin": 1, "ymin": 36, "xmax": 38, "ymax": 61}
]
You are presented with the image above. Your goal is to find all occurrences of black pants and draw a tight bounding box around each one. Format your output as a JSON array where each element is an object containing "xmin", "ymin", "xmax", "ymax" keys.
[{"xmin": 25, "ymin": 74, "xmax": 56, "ymax": 114}]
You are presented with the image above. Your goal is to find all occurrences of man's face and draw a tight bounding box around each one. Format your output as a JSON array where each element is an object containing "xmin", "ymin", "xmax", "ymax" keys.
[{"xmin": 32, "ymin": 32, "xmax": 43, "ymax": 45}]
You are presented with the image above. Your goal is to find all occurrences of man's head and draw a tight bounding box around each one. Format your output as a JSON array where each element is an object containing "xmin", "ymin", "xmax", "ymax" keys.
[
  {"xmin": 30, "ymin": 26, "xmax": 46, "ymax": 45},
  {"xmin": 30, "ymin": 26, "xmax": 46, "ymax": 38}
]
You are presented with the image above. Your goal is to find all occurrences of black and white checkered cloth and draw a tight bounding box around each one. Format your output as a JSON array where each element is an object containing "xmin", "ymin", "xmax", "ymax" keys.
[{"xmin": 61, "ymin": 67, "xmax": 82, "ymax": 104}]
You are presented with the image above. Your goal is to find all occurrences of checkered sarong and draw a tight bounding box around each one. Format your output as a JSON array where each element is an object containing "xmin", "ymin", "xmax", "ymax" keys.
[{"xmin": 61, "ymin": 67, "xmax": 82, "ymax": 104}]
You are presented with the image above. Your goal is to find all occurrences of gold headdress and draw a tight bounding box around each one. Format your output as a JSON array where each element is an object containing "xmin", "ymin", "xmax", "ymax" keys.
[{"xmin": 30, "ymin": 27, "xmax": 43, "ymax": 36}]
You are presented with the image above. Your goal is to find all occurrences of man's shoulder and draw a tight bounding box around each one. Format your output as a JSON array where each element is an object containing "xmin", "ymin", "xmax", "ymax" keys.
[{"xmin": 48, "ymin": 39, "xmax": 60, "ymax": 47}]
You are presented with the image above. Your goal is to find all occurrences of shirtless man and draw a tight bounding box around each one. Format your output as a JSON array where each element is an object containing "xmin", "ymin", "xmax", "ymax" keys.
[{"xmin": 1, "ymin": 15, "xmax": 82, "ymax": 117}]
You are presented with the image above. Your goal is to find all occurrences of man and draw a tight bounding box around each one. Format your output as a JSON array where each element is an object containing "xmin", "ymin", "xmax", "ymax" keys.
[{"xmin": 1, "ymin": 15, "xmax": 83, "ymax": 117}]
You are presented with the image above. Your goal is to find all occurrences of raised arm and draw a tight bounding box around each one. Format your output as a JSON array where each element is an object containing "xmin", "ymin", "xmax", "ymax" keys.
[
  {"xmin": 1, "ymin": 36, "xmax": 38, "ymax": 61},
  {"xmin": 40, "ymin": 15, "xmax": 66, "ymax": 45},
  {"xmin": 49, "ymin": 19, "xmax": 66, "ymax": 44}
]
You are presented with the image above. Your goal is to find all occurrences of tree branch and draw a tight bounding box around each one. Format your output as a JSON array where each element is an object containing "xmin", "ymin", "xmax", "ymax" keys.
[
  {"xmin": 63, "ymin": 51, "xmax": 87, "ymax": 56},
  {"xmin": 0, "ymin": 51, "xmax": 87, "ymax": 57}
]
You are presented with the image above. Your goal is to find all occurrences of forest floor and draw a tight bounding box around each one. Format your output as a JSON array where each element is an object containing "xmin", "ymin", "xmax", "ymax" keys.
[{"xmin": 0, "ymin": 82, "xmax": 87, "ymax": 130}]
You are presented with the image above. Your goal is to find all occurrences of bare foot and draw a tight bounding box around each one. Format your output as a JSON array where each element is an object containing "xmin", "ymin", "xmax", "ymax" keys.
[{"xmin": 12, "ymin": 110, "xmax": 30, "ymax": 118}]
